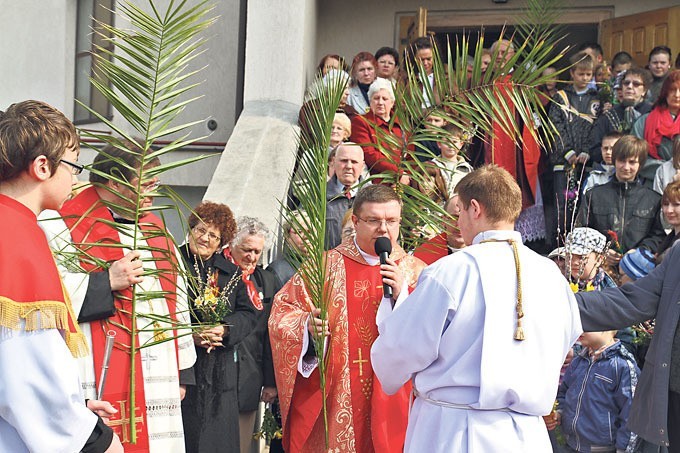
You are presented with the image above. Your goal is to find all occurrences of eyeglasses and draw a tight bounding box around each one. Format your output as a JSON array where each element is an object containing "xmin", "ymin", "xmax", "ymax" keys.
[
  {"xmin": 140, "ymin": 180, "xmax": 161, "ymax": 193},
  {"xmin": 192, "ymin": 225, "xmax": 221, "ymax": 242},
  {"xmin": 356, "ymin": 216, "xmax": 400, "ymax": 228},
  {"xmin": 622, "ymin": 80, "xmax": 644, "ymax": 88},
  {"xmin": 60, "ymin": 159, "xmax": 84, "ymax": 175}
]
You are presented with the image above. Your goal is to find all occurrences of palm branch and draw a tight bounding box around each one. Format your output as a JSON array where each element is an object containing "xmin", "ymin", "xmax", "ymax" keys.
[
  {"xmin": 71, "ymin": 0, "xmax": 216, "ymax": 443},
  {"xmin": 384, "ymin": 12, "xmax": 570, "ymax": 250},
  {"xmin": 281, "ymin": 71, "xmax": 348, "ymax": 448}
]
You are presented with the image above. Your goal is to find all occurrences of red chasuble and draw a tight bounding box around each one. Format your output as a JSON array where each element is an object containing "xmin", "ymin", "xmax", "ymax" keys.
[
  {"xmin": 0, "ymin": 194, "xmax": 87, "ymax": 357},
  {"xmin": 485, "ymin": 76, "xmax": 541, "ymax": 209},
  {"xmin": 269, "ymin": 239, "xmax": 425, "ymax": 452},
  {"xmin": 59, "ymin": 187, "xmax": 180, "ymax": 451},
  {"xmin": 413, "ymin": 232, "xmax": 448, "ymax": 265}
]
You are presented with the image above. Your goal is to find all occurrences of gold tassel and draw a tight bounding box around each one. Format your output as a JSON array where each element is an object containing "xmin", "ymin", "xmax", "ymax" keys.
[
  {"xmin": 153, "ymin": 321, "xmax": 167, "ymax": 342},
  {"xmin": 514, "ymin": 323, "xmax": 525, "ymax": 341}
]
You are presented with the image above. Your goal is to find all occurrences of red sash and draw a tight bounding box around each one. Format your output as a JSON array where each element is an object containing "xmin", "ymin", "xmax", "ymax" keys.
[{"xmin": 60, "ymin": 187, "xmax": 179, "ymax": 450}]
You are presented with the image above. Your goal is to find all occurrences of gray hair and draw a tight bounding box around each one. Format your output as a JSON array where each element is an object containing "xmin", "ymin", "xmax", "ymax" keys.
[
  {"xmin": 231, "ymin": 216, "xmax": 272, "ymax": 250},
  {"xmin": 367, "ymin": 77, "xmax": 395, "ymax": 102}
]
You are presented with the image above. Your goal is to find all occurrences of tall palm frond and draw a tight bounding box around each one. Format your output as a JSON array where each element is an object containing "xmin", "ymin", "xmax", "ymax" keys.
[
  {"xmin": 73, "ymin": 0, "xmax": 216, "ymax": 443},
  {"xmin": 386, "ymin": 12, "xmax": 569, "ymax": 250},
  {"xmin": 281, "ymin": 72, "xmax": 348, "ymax": 448}
]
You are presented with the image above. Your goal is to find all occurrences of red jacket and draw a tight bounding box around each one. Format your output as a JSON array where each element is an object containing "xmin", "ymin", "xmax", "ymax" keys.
[{"xmin": 351, "ymin": 111, "xmax": 405, "ymax": 177}]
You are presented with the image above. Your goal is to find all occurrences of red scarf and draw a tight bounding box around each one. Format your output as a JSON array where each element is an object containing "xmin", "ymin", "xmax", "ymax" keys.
[
  {"xmin": 59, "ymin": 186, "xmax": 180, "ymax": 451},
  {"xmin": 223, "ymin": 248, "xmax": 263, "ymax": 310},
  {"xmin": 644, "ymin": 107, "xmax": 680, "ymax": 160}
]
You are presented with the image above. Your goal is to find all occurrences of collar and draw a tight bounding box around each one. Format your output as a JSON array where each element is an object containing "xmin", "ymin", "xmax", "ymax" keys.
[
  {"xmin": 472, "ymin": 230, "xmax": 522, "ymax": 245},
  {"xmin": 329, "ymin": 175, "xmax": 358, "ymax": 198},
  {"xmin": 353, "ymin": 236, "xmax": 380, "ymax": 265}
]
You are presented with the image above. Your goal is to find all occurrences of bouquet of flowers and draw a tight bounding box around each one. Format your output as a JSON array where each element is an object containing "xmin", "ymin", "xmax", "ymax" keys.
[{"xmin": 192, "ymin": 261, "xmax": 241, "ymax": 325}]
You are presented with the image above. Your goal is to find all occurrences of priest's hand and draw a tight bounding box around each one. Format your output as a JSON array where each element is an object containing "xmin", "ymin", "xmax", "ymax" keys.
[
  {"xmin": 307, "ymin": 307, "xmax": 330, "ymax": 337},
  {"xmin": 380, "ymin": 257, "xmax": 404, "ymax": 300},
  {"xmin": 86, "ymin": 399, "xmax": 118, "ymax": 424},
  {"xmin": 109, "ymin": 250, "xmax": 144, "ymax": 291},
  {"xmin": 179, "ymin": 385, "xmax": 187, "ymax": 401}
]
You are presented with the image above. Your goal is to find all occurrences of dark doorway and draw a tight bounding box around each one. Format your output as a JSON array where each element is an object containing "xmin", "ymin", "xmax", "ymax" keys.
[{"xmin": 432, "ymin": 23, "xmax": 599, "ymax": 73}]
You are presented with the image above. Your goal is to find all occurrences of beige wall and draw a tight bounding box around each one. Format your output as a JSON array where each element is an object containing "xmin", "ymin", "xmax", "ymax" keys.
[
  {"xmin": 0, "ymin": 0, "xmax": 76, "ymax": 114},
  {"xmin": 316, "ymin": 0, "xmax": 679, "ymax": 71}
]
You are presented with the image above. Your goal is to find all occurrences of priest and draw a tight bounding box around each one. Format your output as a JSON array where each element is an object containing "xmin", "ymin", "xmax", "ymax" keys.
[
  {"xmin": 371, "ymin": 165, "xmax": 582, "ymax": 452},
  {"xmin": 269, "ymin": 185, "xmax": 426, "ymax": 452},
  {"xmin": 40, "ymin": 141, "xmax": 196, "ymax": 452}
]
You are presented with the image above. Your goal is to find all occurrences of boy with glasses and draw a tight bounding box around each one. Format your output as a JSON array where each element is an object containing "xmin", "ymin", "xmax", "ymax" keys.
[{"xmin": 0, "ymin": 100, "xmax": 122, "ymax": 452}]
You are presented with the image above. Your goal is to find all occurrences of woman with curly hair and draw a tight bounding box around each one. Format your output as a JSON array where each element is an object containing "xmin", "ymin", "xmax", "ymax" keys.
[{"xmin": 180, "ymin": 201, "xmax": 258, "ymax": 453}]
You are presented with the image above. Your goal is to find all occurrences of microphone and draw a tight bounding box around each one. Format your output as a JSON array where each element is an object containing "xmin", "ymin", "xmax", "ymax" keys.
[{"xmin": 374, "ymin": 237, "xmax": 393, "ymax": 298}]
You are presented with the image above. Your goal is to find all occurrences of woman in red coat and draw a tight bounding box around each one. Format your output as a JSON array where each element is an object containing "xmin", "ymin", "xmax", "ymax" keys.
[{"xmin": 350, "ymin": 77, "xmax": 409, "ymax": 185}]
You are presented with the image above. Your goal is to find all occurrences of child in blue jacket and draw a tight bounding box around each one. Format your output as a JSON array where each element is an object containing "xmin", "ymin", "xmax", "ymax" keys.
[{"xmin": 556, "ymin": 329, "xmax": 639, "ymax": 453}]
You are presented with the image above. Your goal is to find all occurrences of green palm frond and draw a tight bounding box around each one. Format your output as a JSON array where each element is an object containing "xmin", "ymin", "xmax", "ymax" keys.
[
  {"xmin": 71, "ymin": 0, "xmax": 217, "ymax": 443},
  {"xmin": 281, "ymin": 71, "xmax": 348, "ymax": 448},
  {"xmin": 373, "ymin": 8, "xmax": 569, "ymax": 251}
]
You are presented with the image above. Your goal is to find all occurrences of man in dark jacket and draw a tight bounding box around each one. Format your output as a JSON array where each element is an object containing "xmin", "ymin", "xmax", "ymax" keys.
[
  {"xmin": 576, "ymin": 242, "xmax": 680, "ymax": 451},
  {"xmin": 579, "ymin": 135, "xmax": 665, "ymax": 267},
  {"xmin": 325, "ymin": 143, "xmax": 366, "ymax": 249}
]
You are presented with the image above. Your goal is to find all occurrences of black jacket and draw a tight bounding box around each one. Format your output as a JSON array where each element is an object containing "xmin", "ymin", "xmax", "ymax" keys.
[
  {"xmin": 179, "ymin": 245, "xmax": 257, "ymax": 453},
  {"xmin": 579, "ymin": 178, "xmax": 665, "ymax": 252},
  {"xmin": 589, "ymin": 101, "xmax": 653, "ymax": 163},
  {"xmin": 548, "ymin": 87, "xmax": 600, "ymax": 168},
  {"xmin": 236, "ymin": 265, "xmax": 280, "ymax": 411}
]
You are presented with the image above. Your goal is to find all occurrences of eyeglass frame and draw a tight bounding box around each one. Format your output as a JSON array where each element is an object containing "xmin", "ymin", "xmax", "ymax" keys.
[
  {"xmin": 355, "ymin": 216, "xmax": 401, "ymax": 228},
  {"xmin": 622, "ymin": 79, "xmax": 645, "ymax": 88},
  {"xmin": 192, "ymin": 225, "xmax": 221, "ymax": 243},
  {"xmin": 60, "ymin": 159, "xmax": 84, "ymax": 175}
]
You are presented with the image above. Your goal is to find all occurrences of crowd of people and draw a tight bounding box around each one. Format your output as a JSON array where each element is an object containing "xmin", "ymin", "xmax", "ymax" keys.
[{"xmin": 1, "ymin": 32, "xmax": 680, "ymax": 453}]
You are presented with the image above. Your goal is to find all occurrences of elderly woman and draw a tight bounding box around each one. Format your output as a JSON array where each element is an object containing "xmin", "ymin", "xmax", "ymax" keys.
[
  {"xmin": 375, "ymin": 46, "xmax": 400, "ymax": 82},
  {"xmin": 180, "ymin": 202, "xmax": 257, "ymax": 453},
  {"xmin": 633, "ymin": 70, "xmax": 680, "ymax": 183},
  {"xmin": 350, "ymin": 77, "xmax": 409, "ymax": 185},
  {"xmin": 346, "ymin": 51, "xmax": 377, "ymax": 116},
  {"xmin": 223, "ymin": 217, "xmax": 280, "ymax": 453}
]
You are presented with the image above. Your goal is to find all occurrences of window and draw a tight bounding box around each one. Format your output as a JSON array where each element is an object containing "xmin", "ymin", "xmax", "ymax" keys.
[{"xmin": 74, "ymin": 0, "xmax": 114, "ymax": 124}]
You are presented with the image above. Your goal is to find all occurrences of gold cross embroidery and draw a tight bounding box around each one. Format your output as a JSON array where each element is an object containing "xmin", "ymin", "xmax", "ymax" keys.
[
  {"xmin": 108, "ymin": 400, "xmax": 145, "ymax": 443},
  {"xmin": 353, "ymin": 348, "xmax": 369, "ymax": 376}
]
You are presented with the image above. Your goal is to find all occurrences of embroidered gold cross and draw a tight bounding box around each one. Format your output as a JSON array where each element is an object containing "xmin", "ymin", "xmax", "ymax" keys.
[
  {"xmin": 108, "ymin": 400, "xmax": 145, "ymax": 443},
  {"xmin": 353, "ymin": 348, "xmax": 369, "ymax": 376}
]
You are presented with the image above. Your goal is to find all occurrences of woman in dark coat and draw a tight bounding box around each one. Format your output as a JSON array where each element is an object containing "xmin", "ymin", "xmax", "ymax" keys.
[
  {"xmin": 181, "ymin": 202, "xmax": 257, "ymax": 453},
  {"xmin": 223, "ymin": 216, "xmax": 279, "ymax": 453}
]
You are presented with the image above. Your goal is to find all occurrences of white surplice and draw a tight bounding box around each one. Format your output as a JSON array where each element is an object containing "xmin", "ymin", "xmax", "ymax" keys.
[
  {"xmin": 0, "ymin": 324, "xmax": 97, "ymax": 453},
  {"xmin": 39, "ymin": 212, "xmax": 196, "ymax": 453},
  {"xmin": 371, "ymin": 230, "xmax": 582, "ymax": 453}
]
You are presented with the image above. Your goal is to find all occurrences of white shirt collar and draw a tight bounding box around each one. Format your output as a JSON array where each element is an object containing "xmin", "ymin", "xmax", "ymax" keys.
[
  {"xmin": 353, "ymin": 236, "xmax": 380, "ymax": 265},
  {"xmin": 472, "ymin": 229, "xmax": 522, "ymax": 245}
]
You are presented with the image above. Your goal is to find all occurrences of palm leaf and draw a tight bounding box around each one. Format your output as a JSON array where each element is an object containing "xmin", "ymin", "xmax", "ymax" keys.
[
  {"xmin": 281, "ymin": 71, "xmax": 349, "ymax": 448},
  {"xmin": 71, "ymin": 0, "xmax": 217, "ymax": 443}
]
